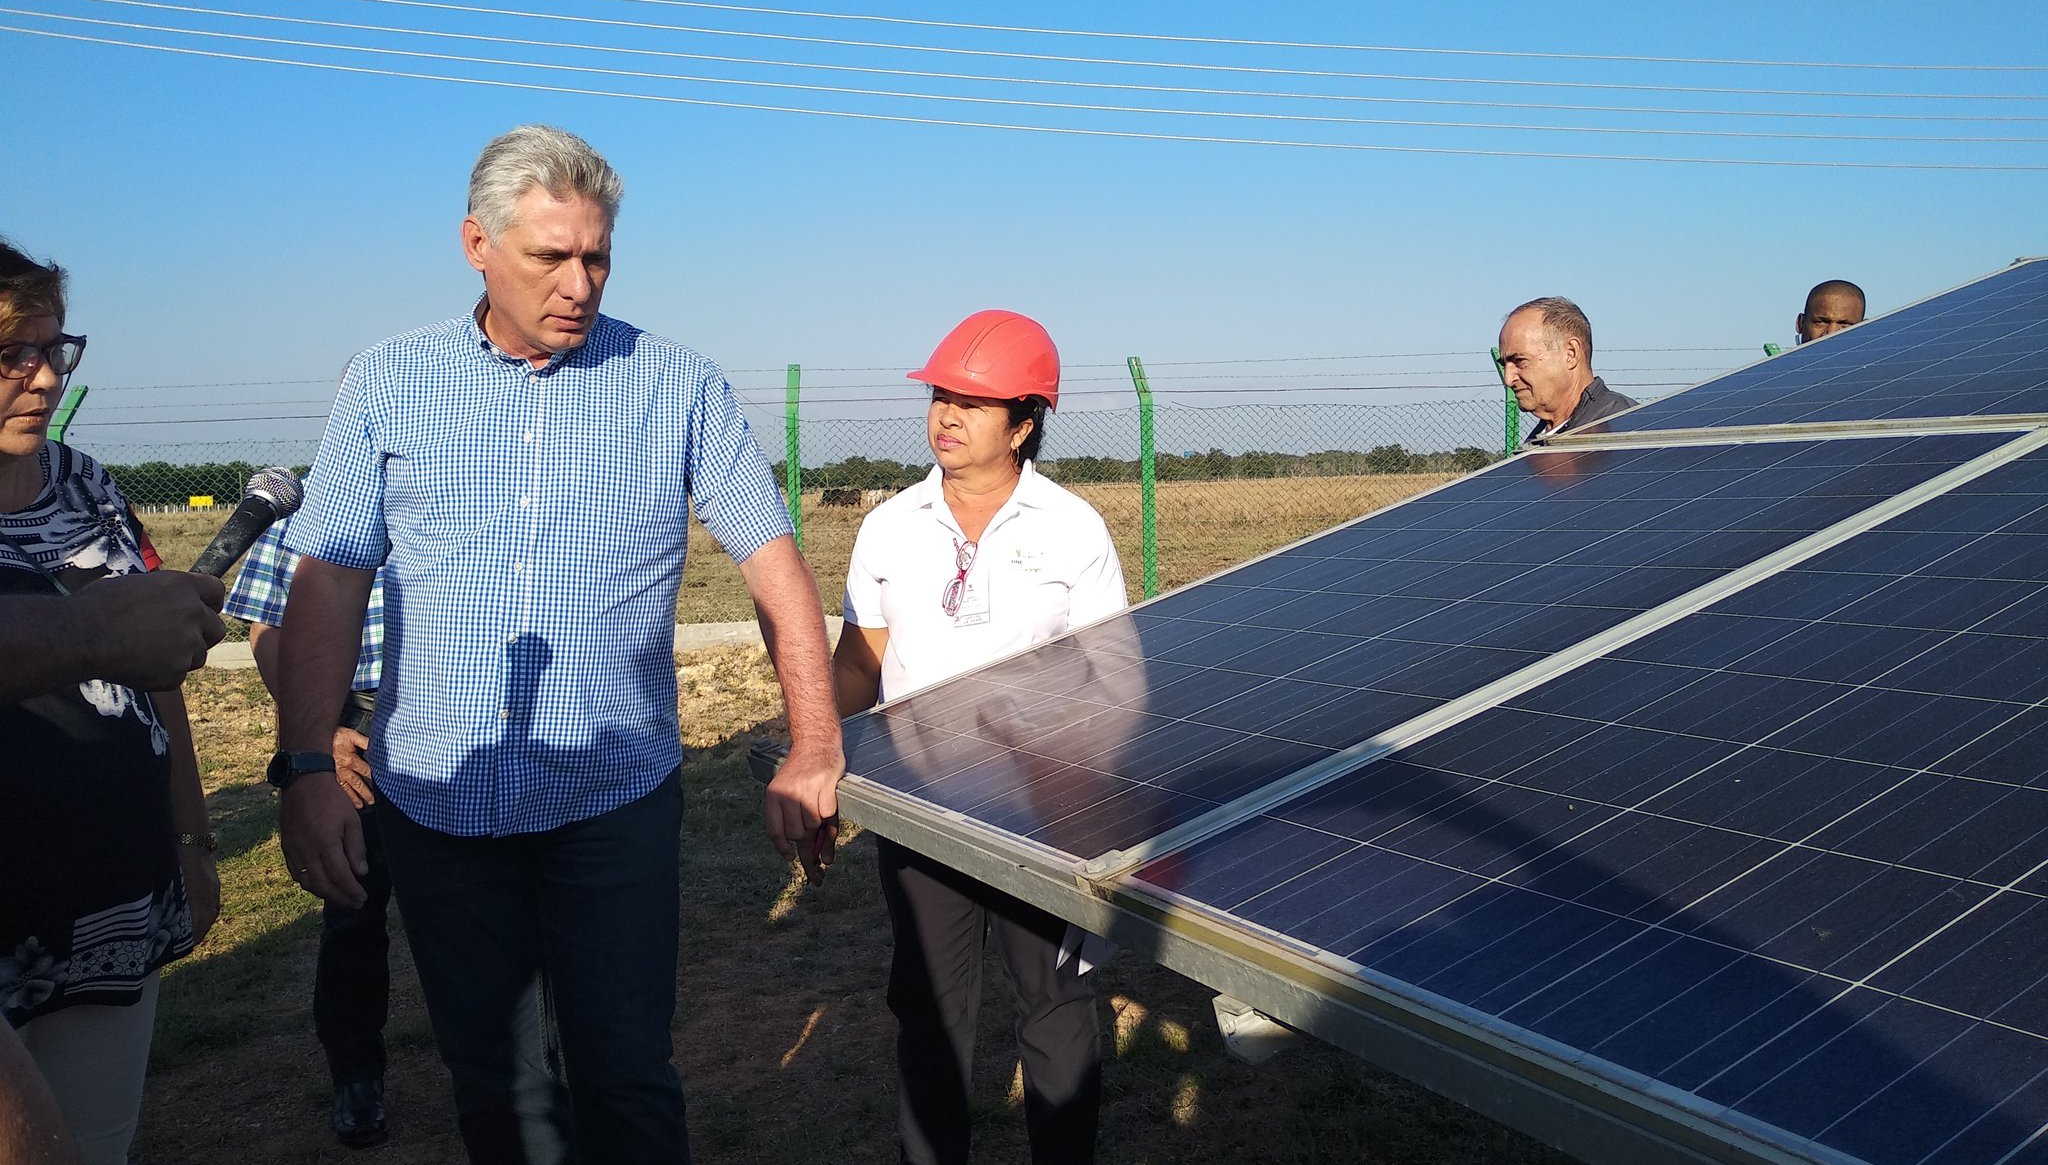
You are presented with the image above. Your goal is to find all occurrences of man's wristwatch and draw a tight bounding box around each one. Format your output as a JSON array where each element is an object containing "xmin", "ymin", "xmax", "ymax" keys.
[
  {"xmin": 175, "ymin": 831, "xmax": 219, "ymax": 853},
  {"xmin": 267, "ymin": 749, "xmax": 337, "ymax": 792}
]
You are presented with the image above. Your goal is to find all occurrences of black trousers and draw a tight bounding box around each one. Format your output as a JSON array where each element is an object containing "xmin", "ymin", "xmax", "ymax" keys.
[
  {"xmin": 376, "ymin": 770, "xmax": 689, "ymax": 1165},
  {"xmin": 314, "ymin": 805, "xmax": 392, "ymax": 1086},
  {"xmin": 317, "ymin": 688, "xmax": 392, "ymax": 1087},
  {"xmin": 878, "ymin": 838, "xmax": 1102, "ymax": 1165}
]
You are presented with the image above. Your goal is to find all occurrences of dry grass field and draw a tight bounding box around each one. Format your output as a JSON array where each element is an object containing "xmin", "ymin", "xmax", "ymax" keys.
[
  {"xmin": 676, "ymin": 472, "xmax": 1459, "ymax": 623},
  {"xmin": 137, "ymin": 651, "xmax": 1570, "ymax": 1165},
  {"xmin": 141, "ymin": 472, "xmax": 1458, "ymax": 628}
]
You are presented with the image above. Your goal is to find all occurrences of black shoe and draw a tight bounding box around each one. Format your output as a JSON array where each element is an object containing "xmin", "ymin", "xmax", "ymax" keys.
[{"xmin": 331, "ymin": 1079, "xmax": 389, "ymax": 1149}]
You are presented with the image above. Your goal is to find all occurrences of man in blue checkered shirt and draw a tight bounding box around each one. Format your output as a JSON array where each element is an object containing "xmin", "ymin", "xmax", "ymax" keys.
[
  {"xmin": 225, "ymin": 522, "xmax": 394, "ymax": 1148},
  {"xmin": 267, "ymin": 126, "xmax": 845, "ymax": 1164}
]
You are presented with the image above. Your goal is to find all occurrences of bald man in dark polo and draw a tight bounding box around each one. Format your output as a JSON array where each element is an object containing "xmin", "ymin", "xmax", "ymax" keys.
[
  {"xmin": 1498, "ymin": 296, "xmax": 1638, "ymax": 445},
  {"xmin": 1798, "ymin": 280, "xmax": 1867, "ymax": 345}
]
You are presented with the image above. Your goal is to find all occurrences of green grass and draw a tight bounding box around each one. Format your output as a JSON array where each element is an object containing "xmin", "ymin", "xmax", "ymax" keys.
[{"xmin": 138, "ymin": 653, "xmax": 1571, "ymax": 1164}]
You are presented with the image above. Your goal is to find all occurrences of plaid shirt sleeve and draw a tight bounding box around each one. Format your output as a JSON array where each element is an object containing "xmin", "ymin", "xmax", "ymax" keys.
[
  {"xmin": 221, "ymin": 523, "xmax": 294, "ymax": 627},
  {"xmin": 686, "ymin": 365, "xmax": 794, "ymax": 564},
  {"xmin": 285, "ymin": 357, "xmax": 389, "ymax": 570}
]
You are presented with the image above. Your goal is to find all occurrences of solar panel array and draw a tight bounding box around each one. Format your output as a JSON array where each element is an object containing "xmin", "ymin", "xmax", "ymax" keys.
[
  {"xmin": 810, "ymin": 259, "xmax": 2048, "ymax": 1165},
  {"xmin": 1595, "ymin": 259, "xmax": 2048, "ymax": 435},
  {"xmin": 843, "ymin": 433, "xmax": 2011, "ymax": 863},
  {"xmin": 1132, "ymin": 444, "xmax": 2048, "ymax": 1165}
]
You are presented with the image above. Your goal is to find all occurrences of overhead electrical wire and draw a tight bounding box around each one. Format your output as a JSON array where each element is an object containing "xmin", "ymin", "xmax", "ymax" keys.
[
  {"xmin": 619, "ymin": 0, "xmax": 2048, "ymax": 73},
  {"xmin": 57, "ymin": 7, "xmax": 2048, "ymax": 144},
  {"xmin": 734, "ymin": 381, "xmax": 1700, "ymax": 405},
  {"xmin": 73, "ymin": 412, "xmax": 334, "ymax": 427},
  {"xmin": 8, "ymin": 23, "xmax": 2045, "ymax": 169},
  {"xmin": 347, "ymin": 0, "xmax": 2048, "ymax": 102},
  {"xmin": 75, "ymin": 0, "xmax": 2048, "ymax": 125},
  {"xmin": 90, "ymin": 377, "xmax": 337, "ymax": 392},
  {"xmin": 90, "ymin": 350, "xmax": 1754, "ymax": 388}
]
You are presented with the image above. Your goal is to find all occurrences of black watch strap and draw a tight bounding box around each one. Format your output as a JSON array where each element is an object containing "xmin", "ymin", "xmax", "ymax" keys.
[{"xmin": 267, "ymin": 749, "xmax": 336, "ymax": 791}]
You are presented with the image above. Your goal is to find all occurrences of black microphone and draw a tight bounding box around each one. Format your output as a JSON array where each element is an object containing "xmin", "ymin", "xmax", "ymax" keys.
[{"xmin": 189, "ymin": 467, "xmax": 305, "ymax": 578}]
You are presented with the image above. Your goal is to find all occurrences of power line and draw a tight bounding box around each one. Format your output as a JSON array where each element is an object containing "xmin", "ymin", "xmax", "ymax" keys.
[
  {"xmin": 353, "ymin": 0, "xmax": 2048, "ymax": 102},
  {"xmin": 31, "ymin": 9, "xmax": 2042, "ymax": 145},
  {"xmin": 86, "ymin": 397, "xmax": 338, "ymax": 410},
  {"xmin": 81, "ymin": 349, "xmax": 1756, "ymax": 390},
  {"xmin": 71, "ymin": 412, "xmax": 332, "ymax": 427},
  {"xmin": 748, "ymin": 364, "xmax": 1732, "ymax": 391},
  {"xmin": 737, "ymin": 380, "xmax": 1701, "ymax": 404},
  {"xmin": 77, "ymin": 1, "xmax": 2048, "ymax": 125},
  {"xmin": 10, "ymin": 24, "xmax": 2044, "ymax": 170},
  {"xmin": 89, "ymin": 377, "xmax": 337, "ymax": 392},
  {"xmin": 623, "ymin": 0, "xmax": 2048, "ymax": 73}
]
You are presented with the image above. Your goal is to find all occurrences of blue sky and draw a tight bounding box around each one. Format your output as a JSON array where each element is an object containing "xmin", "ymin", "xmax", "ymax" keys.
[{"xmin": 3, "ymin": 0, "xmax": 2044, "ymax": 452}]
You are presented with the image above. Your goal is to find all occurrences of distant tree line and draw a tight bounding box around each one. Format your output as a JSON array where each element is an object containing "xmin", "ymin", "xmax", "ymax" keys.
[
  {"xmin": 771, "ymin": 445, "xmax": 1496, "ymax": 491},
  {"xmin": 105, "ymin": 444, "xmax": 1497, "ymax": 508}
]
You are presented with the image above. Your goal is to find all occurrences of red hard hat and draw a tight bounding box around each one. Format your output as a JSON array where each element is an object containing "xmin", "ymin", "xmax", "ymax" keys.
[{"xmin": 906, "ymin": 309, "xmax": 1060, "ymax": 411}]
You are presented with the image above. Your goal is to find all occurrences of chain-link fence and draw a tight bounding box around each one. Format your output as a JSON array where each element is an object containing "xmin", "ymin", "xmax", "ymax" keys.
[
  {"xmin": 61, "ymin": 344, "xmax": 1759, "ymax": 630},
  {"xmin": 774, "ymin": 398, "xmax": 1506, "ymax": 609}
]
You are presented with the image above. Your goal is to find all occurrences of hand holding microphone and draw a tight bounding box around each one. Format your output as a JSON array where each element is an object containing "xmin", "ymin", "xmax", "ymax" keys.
[
  {"xmin": 70, "ymin": 467, "xmax": 303, "ymax": 690},
  {"xmin": 189, "ymin": 466, "xmax": 304, "ymax": 577},
  {"xmin": 71, "ymin": 572, "xmax": 228, "ymax": 690}
]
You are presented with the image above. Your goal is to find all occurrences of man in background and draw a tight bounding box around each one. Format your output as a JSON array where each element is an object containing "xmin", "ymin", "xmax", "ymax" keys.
[
  {"xmin": 1797, "ymin": 279, "xmax": 1867, "ymax": 345},
  {"xmin": 224, "ymin": 523, "xmax": 391, "ymax": 1150},
  {"xmin": 1498, "ymin": 296, "xmax": 1638, "ymax": 444}
]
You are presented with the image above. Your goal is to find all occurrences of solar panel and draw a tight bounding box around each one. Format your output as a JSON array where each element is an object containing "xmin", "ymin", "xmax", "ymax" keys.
[
  {"xmin": 837, "ymin": 432, "xmax": 2014, "ymax": 864},
  {"xmin": 743, "ymin": 256, "xmax": 2048, "ymax": 1164},
  {"xmin": 1119, "ymin": 442, "xmax": 2048, "ymax": 1165},
  {"xmin": 1578, "ymin": 259, "xmax": 2048, "ymax": 437}
]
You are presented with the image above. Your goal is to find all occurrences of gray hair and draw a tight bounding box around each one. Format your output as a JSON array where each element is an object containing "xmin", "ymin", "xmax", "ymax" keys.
[
  {"xmin": 467, "ymin": 125, "xmax": 623, "ymax": 239},
  {"xmin": 1506, "ymin": 296, "xmax": 1592, "ymax": 359}
]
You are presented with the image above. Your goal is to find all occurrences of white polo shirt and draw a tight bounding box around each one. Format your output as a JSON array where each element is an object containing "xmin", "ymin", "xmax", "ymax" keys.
[{"xmin": 843, "ymin": 460, "xmax": 1128, "ymax": 703}]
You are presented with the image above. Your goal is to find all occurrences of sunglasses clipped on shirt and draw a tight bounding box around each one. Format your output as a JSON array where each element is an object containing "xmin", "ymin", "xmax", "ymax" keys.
[{"xmin": 941, "ymin": 538, "xmax": 979, "ymax": 618}]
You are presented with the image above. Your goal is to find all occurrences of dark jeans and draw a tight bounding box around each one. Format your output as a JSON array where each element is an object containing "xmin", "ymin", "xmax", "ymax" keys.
[
  {"xmin": 320, "ymin": 687, "xmax": 392, "ymax": 1087},
  {"xmin": 376, "ymin": 770, "xmax": 688, "ymax": 1165},
  {"xmin": 878, "ymin": 838, "xmax": 1102, "ymax": 1165},
  {"xmin": 315, "ymin": 805, "xmax": 392, "ymax": 1086}
]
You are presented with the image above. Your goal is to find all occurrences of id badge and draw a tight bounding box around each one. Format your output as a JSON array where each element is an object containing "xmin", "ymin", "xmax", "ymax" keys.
[{"xmin": 951, "ymin": 577, "xmax": 992, "ymax": 627}]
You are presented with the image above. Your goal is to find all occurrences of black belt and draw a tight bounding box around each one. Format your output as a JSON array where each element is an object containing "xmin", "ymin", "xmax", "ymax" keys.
[{"xmin": 339, "ymin": 688, "xmax": 378, "ymax": 735}]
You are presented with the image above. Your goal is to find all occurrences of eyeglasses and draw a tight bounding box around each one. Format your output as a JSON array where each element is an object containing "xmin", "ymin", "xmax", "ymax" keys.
[
  {"xmin": 941, "ymin": 538, "xmax": 978, "ymax": 617},
  {"xmin": 0, "ymin": 335, "xmax": 87, "ymax": 382}
]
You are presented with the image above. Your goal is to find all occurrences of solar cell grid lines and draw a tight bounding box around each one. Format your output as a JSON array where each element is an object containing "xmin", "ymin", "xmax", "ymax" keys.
[
  {"xmin": 1129, "ymin": 443, "xmax": 2048, "ymax": 1165},
  {"xmin": 1593, "ymin": 258, "xmax": 2048, "ymax": 435},
  {"xmin": 837, "ymin": 431, "xmax": 2014, "ymax": 865},
  {"xmin": 782, "ymin": 255, "xmax": 2048, "ymax": 1165}
]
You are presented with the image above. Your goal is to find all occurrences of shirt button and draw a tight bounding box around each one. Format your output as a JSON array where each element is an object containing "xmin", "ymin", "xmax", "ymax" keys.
[
  {"xmin": 519, "ymin": 496, "xmax": 531, "ymax": 508},
  {"xmin": 523, "ymin": 431, "xmax": 534, "ymax": 443},
  {"xmin": 500, "ymin": 708, "xmax": 510, "ymax": 719},
  {"xmin": 512, "ymin": 562, "xmax": 524, "ymax": 573}
]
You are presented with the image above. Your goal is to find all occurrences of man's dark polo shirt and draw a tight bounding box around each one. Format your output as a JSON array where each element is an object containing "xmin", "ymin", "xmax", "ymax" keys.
[{"xmin": 1525, "ymin": 376, "xmax": 1639, "ymax": 445}]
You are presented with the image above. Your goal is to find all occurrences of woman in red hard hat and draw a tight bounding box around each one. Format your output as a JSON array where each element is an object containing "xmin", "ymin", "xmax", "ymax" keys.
[{"xmin": 833, "ymin": 309, "xmax": 1127, "ymax": 1164}]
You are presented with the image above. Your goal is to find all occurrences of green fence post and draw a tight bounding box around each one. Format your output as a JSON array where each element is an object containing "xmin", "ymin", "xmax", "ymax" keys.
[
  {"xmin": 1491, "ymin": 347, "xmax": 1519, "ymax": 452},
  {"xmin": 1763, "ymin": 343, "xmax": 1784, "ymax": 358},
  {"xmin": 784, "ymin": 363, "xmax": 803, "ymax": 551},
  {"xmin": 47, "ymin": 384, "xmax": 89, "ymax": 444},
  {"xmin": 1126, "ymin": 356, "xmax": 1160, "ymax": 599}
]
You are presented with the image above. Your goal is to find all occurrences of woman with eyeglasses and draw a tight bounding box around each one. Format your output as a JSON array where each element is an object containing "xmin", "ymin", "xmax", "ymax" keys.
[
  {"xmin": 0, "ymin": 240, "xmax": 219, "ymax": 1165},
  {"xmin": 832, "ymin": 310, "xmax": 1127, "ymax": 1165}
]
